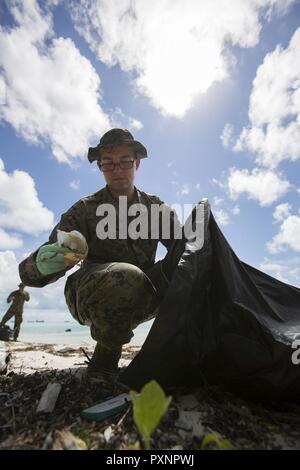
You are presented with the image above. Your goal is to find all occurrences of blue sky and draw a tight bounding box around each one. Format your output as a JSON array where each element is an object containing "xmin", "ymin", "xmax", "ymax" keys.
[{"xmin": 0, "ymin": 0, "xmax": 300, "ymax": 321}]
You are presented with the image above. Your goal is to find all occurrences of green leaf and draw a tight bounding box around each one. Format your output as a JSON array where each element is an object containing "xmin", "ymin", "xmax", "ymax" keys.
[
  {"xmin": 201, "ymin": 433, "xmax": 235, "ymax": 450},
  {"xmin": 201, "ymin": 433, "xmax": 220, "ymax": 450},
  {"xmin": 130, "ymin": 380, "xmax": 172, "ymax": 445},
  {"xmin": 220, "ymin": 439, "xmax": 234, "ymax": 450}
]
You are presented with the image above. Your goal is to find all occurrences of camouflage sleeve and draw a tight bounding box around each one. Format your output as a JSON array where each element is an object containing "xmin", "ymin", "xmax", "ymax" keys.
[
  {"xmin": 7, "ymin": 291, "xmax": 17, "ymax": 302},
  {"xmin": 19, "ymin": 200, "xmax": 88, "ymax": 288}
]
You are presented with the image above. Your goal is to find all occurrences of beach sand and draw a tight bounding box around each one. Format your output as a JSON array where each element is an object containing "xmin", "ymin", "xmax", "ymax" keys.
[
  {"xmin": 0, "ymin": 339, "xmax": 139, "ymax": 375},
  {"xmin": 1, "ymin": 340, "xmax": 300, "ymax": 450}
]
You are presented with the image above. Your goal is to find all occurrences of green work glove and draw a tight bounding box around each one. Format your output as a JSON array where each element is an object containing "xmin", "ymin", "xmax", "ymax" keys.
[{"xmin": 36, "ymin": 242, "xmax": 73, "ymax": 275}]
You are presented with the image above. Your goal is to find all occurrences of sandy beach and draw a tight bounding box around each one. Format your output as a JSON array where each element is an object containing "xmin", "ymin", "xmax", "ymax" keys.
[
  {"xmin": 1, "ymin": 340, "xmax": 300, "ymax": 450},
  {"xmin": 0, "ymin": 339, "xmax": 138, "ymax": 375}
]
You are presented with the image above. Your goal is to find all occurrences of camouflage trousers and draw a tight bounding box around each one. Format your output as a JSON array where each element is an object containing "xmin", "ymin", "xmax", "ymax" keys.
[
  {"xmin": 64, "ymin": 262, "xmax": 160, "ymax": 349},
  {"xmin": 0, "ymin": 307, "xmax": 23, "ymax": 340}
]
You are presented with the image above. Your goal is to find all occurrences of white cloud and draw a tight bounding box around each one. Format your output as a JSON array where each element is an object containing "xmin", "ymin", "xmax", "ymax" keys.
[
  {"xmin": 213, "ymin": 196, "xmax": 224, "ymax": 206},
  {"xmin": 220, "ymin": 123, "xmax": 234, "ymax": 148},
  {"xmin": 0, "ymin": 158, "xmax": 54, "ymax": 235},
  {"xmin": 231, "ymin": 205, "xmax": 240, "ymax": 215},
  {"xmin": 23, "ymin": 264, "xmax": 81, "ymax": 320},
  {"xmin": 0, "ymin": 250, "xmax": 20, "ymax": 294},
  {"xmin": 212, "ymin": 198, "xmax": 239, "ymax": 223},
  {"xmin": 227, "ymin": 167, "xmax": 290, "ymax": 206},
  {"xmin": 47, "ymin": 0, "xmax": 62, "ymax": 6},
  {"xmin": 0, "ymin": 76, "xmax": 6, "ymax": 105},
  {"xmin": 110, "ymin": 107, "xmax": 143, "ymax": 131},
  {"xmin": 214, "ymin": 208, "xmax": 230, "ymax": 226},
  {"xmin": 273, "ymin": 202, "xmax": 292, "ymax": 223},
  {"xmin": 176, "ymin": 183, "xmax": 190, "ymax": 197},
  {"xmin": 129, "ymin": 117, "xmax": 143, "ymax": 131},
  {"xmin": 69, "ymin": 179, "xmax": 80, "ymax": 190},
  {"xmin": 28, "ymin": 275, "xmax": 69, "ymax": 311},
  {"xmin": 235, "ymin": 27, "xmax": 300, "ymax": 168},
  {"xmin": 0, "ymin": 248, "xmax": 80, "ymax": 320},
  {"xmin": 171, "ymin": 179, "xmax": 191, "ymax": 197},
  {"xmin": 211, "ymin": 177, "xmax": 226, "ymax": 190},
  {"xmin": 0, "ymin": 228, "xmax": 23, "ymax": 250},
  {"xmin": 259, "ymin": 257, "xmax": 300, "ymax": 286},
  {"xmin": 0, "ymin": 0, "xmax": 111, "ymax": 164},
  {"xmin": 267, "ymin": 210, "xmax": 300, "ymax": 253},
  {"xmin": 69, "ymin": 0, "xmax": 294, "ymax": 118}
]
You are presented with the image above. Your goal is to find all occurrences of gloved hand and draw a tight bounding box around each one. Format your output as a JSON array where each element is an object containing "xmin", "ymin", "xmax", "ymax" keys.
[{"xmin": 36, "ymin": 242, "xmax": 83, "ymax": 275}]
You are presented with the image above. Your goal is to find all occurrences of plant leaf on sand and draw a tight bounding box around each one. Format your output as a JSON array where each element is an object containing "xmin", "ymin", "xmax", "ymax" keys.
[{"xmin": 130, "ymin": 380, "xmax": 172, "ymax": 449}]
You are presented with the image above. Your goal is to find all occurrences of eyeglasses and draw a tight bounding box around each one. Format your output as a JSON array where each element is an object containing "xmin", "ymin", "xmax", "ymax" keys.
[{"xmin": 98, "ymin": 160, "xmax": 135, "ymax": 172}]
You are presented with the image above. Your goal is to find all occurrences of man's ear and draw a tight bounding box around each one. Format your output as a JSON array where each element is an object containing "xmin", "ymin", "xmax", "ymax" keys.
[{"xmin": 135, "ymin": 159, "xmax": 141, "ymax": 170}]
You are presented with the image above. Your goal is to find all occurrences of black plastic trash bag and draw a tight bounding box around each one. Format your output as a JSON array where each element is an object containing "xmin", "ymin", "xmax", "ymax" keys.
[
  {"xmin": 0, "ymin": 324, "xmax": 13, "ymax": 342},
  {"xmin": 120, "ymin": 199, "xmax": 300, "ymax": 402}
]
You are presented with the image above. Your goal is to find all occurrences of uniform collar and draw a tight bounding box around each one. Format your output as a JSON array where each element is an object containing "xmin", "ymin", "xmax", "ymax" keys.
[{"xmin": 104, "ymin": 184, "xmax": 141, "ymax": 205}]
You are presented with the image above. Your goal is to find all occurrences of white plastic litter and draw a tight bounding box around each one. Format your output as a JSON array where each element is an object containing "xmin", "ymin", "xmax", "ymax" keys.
[
  {"xmin": 56, "ymin": 347, "xmax": 76, "ymax": 354},
  {"xmin": 36, "ymin": 382, "xmax": 62, "ymax": 413},
  {"xmin": 57, "ymin": 229, "xmax": 88, "ymax": 255}
]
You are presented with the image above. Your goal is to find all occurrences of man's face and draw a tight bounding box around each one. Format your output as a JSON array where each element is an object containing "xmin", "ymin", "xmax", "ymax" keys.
[{"xmin": 97, "ymin": 144, "xmax": 140, "ymax": 193}]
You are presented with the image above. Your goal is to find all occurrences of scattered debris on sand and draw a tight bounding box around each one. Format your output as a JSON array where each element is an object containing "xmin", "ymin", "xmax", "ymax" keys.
[{"xmin": 1, "ymin": 341, "xmax": 300, "ymax": 450}]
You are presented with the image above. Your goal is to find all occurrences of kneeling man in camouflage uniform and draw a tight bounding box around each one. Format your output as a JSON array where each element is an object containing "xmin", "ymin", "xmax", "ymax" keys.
[{"xmin": 19, "ymin": 129, "xmax": 181, "ymax": 380}]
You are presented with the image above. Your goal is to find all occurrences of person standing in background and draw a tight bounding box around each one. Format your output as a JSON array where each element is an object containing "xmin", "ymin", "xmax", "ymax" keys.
[{"xmin": 0, "ymin": 283, "xmax": 30, "ymax": 341}]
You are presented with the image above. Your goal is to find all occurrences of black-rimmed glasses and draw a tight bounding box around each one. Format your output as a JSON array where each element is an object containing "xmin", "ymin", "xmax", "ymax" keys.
[{"xmin": 98, "ymin": 160, "xmax": 135, "ymax": 172}]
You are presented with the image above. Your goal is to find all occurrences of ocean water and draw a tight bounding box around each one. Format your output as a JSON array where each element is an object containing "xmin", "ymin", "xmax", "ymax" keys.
[{"xmin": 6, "ymin": 319, "xmax": 153, "ymax": 346}]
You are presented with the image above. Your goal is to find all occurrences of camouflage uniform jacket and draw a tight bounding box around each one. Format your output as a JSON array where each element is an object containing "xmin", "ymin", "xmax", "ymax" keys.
[
  {"xmin": 6, "ymin": 290, "xmax": 30, "ymax": 312},
  {"xmin": 19, "ymin": 185, "xmax": 182, "ymax": 291}
]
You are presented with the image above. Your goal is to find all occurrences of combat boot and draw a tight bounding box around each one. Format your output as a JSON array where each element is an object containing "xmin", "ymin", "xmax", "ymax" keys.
[{"xmin": 87, "ymin": 343, "xmax": 122, "ymax": 382}]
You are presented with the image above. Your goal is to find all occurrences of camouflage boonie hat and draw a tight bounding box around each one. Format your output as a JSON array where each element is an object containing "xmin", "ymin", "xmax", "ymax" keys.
[{"xmin": 88, "ymin": 128, "xmax": 148, "ymax": 163}]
